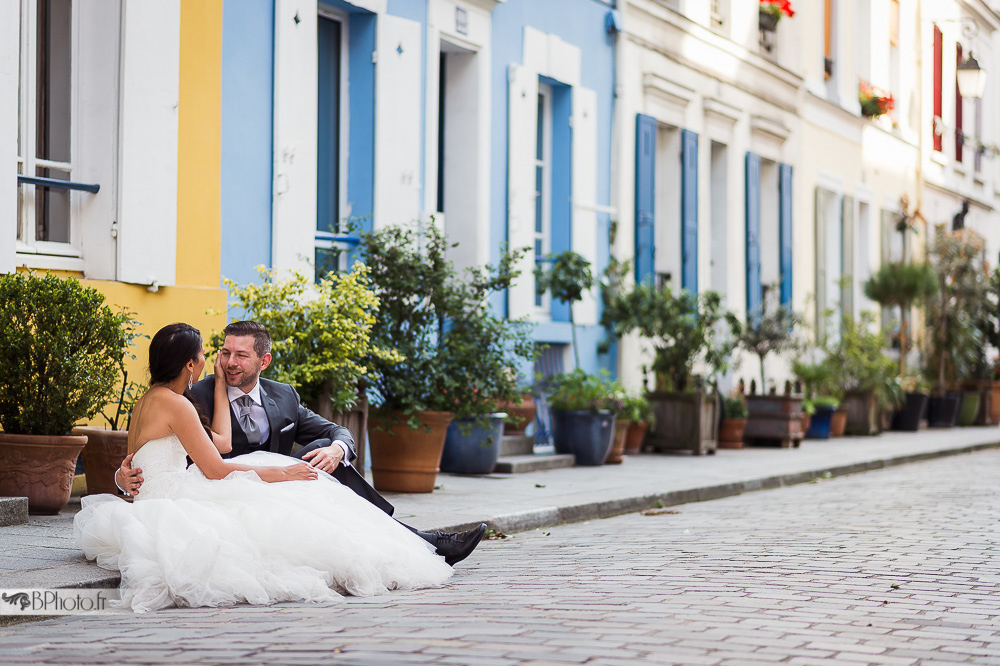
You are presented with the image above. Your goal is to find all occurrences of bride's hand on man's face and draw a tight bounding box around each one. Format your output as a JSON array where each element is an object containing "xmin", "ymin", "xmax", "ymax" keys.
[
  {"xmin": 283, "ymin": 463, "xmax": 318, "ymax": 482},
  {"xmin": 214, "ymin": 356, "xmax": 226, "ymax": 388}
]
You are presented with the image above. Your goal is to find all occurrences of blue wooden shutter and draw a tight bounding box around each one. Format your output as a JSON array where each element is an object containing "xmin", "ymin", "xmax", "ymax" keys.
[
  {"xmin": 635, "ymin": 114, "xmax": 657, "ymax": 284},
  {"xmin": 745, "ymin": 152, "xmax": 762, "ymax": 318},
  {"xmin": 779, "ymin": 162, "xmax": 793, "ymax": 308},
  {"xmin": 681, "ymin": 129, "xmax": 698, "ymax": 294}
]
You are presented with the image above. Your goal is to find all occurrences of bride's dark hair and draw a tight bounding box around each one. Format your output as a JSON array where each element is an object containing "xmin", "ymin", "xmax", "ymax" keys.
[{"xmin": 148, "ymin": 323, "xmax": 212, "ymax": 437}]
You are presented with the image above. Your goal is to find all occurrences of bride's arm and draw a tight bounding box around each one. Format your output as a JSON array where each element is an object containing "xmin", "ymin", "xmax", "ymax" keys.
[
  {"xmin": 209, "ymin": 356, "xmax": 232, "ymax": 454},
  {"xmin": 171, "ymin": 396, "xmax": 316, "ymax": 483}
]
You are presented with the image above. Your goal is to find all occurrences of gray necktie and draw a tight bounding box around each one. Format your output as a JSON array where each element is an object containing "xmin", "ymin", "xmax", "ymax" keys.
[{"xmin": 235, "ymin": 395, "xmax": 261, "ymax": 445}]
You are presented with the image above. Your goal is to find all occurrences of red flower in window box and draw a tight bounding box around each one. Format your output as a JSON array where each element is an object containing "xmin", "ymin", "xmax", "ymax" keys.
[
  {"xmin": 859, "ymin": 80, "xmax": 895, "ymax": 118},
  {"xmin": 759, "ymin": 0, "xmax": 795, "ymax": 19}
]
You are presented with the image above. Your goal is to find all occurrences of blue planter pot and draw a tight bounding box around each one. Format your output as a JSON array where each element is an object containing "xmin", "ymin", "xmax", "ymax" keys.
[
  {"xmin": 440, "ymin": 415, "xmax": 505, "ymax": 475},
  {"xmin": 551, "ymin": 409, "xmax": 615, "ymax": 466},
  {"xmin": 805, "ymin": 406, "xmax": 835, "ymax": 439}
]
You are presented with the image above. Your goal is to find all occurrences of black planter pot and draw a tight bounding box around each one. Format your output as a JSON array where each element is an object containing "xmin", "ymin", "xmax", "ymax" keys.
[
  {"xmin": 891, "ymin": 392, "xmax": 928, "ymax": 431},
  {"xmin": 927, "ymin": 392, "xmax": 962, "ymax": 428},
  {"xmin": 551, "ymin": 409, "xmax": 615, "ymax": 466},
  {"xmin": 758, "ymin": 8, "xmax": 778, "ymax": 32}
]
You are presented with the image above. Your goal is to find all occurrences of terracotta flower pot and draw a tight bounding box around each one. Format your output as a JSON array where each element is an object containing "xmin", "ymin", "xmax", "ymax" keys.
[
  {"xmin": 73, "ymin": 426, "xmax": 128, "ymax": 496},
  {"xmin": 605, "ymin": 419, "xmax": 629, "ymax": 464},
  {"xmin": 717, "ymin": 417, "xmax": 747, "ymax": 449},
  {"xmin": 0, "ymin": 433, "xmax": 88, "ymax": 514},
  {"xmin": 830, "ymin": 409, "xmax": 848, "ymax": 437},
  {"xmin": 500, "ymin": 397, "xmax": 536, "ymax": 436},
  {"xmin": 368, "ymin": 410, "xmax": 453, "ymax": 493},
  {"xmin": 623, "ymin": 421, "xmax": 649, "ymax": 454}
]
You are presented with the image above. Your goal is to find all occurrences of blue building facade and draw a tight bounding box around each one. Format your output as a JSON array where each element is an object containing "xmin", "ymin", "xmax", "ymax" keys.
[{"xmin": 218, "ymin": 0, "xmax": 618, "ymax": 379}]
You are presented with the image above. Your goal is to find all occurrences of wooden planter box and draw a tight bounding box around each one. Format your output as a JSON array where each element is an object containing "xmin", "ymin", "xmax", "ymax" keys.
[
  {"xmin": 744, "ymin": 394, "xmax": 804, "ymax": 448},
  {"xmin": 842, "ymin": 392, "xmax": 880, "ymax": 436},
  {"xmin": 645, "ymin": 391, "xmax": 718, "ymax": 456}
]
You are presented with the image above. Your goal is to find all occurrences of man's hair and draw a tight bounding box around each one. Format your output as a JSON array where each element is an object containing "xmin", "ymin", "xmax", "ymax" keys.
[{"xmin": 224, "ymin": 321, "xmax": 272, "ymax": 358}]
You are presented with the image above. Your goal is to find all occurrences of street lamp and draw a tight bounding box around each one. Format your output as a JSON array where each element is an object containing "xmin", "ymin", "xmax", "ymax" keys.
[{"xmin": 957, "ymin": 52, "xmax": 987, "ymax": 99}]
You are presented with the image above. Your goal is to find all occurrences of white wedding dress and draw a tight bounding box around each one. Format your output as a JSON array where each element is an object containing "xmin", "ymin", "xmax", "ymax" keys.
[{"xmin": 74, "ymin": 435, "xmax": 452, "ymax": 613}]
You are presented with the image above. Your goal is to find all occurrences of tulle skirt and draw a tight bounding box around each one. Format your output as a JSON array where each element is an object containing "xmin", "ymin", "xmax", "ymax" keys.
[{"xmin": 74, "ymin": 452, "xmax": 452, "ymax": 613}]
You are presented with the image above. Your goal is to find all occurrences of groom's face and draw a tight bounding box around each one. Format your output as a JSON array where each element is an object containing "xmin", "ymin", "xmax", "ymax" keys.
[{"xmin": 219, "ymin": 335, "xmax": 271, "ymax": 391}]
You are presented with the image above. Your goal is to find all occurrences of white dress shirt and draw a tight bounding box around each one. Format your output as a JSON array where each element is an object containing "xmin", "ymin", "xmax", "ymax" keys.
[{"xmin": 229, "ymin": 381, "xmax": 350, "ymax": 465}]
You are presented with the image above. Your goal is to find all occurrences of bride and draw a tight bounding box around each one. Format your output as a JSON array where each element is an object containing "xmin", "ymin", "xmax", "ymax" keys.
[{"xmin": 74, "ymin": 323, "xmax": 452, "ymax": 613}]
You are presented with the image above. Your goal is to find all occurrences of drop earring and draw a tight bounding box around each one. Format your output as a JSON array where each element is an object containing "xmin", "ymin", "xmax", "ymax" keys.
[{"xmin": 188, "ymin": 372, "xmax": 194, "ymax": 391}]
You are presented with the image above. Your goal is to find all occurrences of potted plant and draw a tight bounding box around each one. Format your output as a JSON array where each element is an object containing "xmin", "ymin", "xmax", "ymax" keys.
[
  {"xmin": 859, "ymin": 81, "xmax": 895, "ymax": 119},
  {"xmin": 864, "ymin": 260, "xmax": 937, "ymax": 430},
  {"xmin": 718, "ymin": 395, "xmax": 748, "ymax": 449},
  {"xmin": 826, "ymin": 312, "xmax": 902, "ymax": 436},
  {"xmin": 793, "ymin": 359, "xmax": 837, "ymax": 439},
  {"xmin": 216, "ymin": 264, "xmax": 402, "ymax": 473},
  {"xmin": 0, "ymin": 272, "xmax": 138, "ymax": 514},
  {"xmin": 759, "ymin": 0, "xmax": 794, "ymax": 32},
  {"xmin": 546, "ymin": 369, "xmax": 621, "ymax": 466},
  {"xmin": 74, "ymin": 374, "xmax": 144, "ymax": 496},
  {"xmin": 359, "ymin": 222, "xmax": 535, "ymax": 491},
  {"xmin": 501, "ymin": 378, "xmax": 538, "ymax": 437},
  {"xmin": 739, "ymin": 288, "xmax": 804, "ymax": 448},
  {"xmin": 924, "ymin": 227, "xmax": 987, "ymax": 428},
  {"xmin": 604, "ymin": 284, "xmax": 736, "ymax": 456},
  {"xmin": 621, "ymin": 391, "xmax": 654, "ymax": 455}
]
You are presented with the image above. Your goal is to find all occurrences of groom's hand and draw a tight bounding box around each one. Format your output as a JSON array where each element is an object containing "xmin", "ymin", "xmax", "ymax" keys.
[
  {"xmin": 301, "ymin": 446, "xmax": 343, "ymax": 473},
  {"xmin": 116, "ymin": 453, "xmax": 143, "ymax": 496}
]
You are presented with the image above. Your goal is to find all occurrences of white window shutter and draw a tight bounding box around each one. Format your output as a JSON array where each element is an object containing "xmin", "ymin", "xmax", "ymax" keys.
[
  {"xmin": 572, "ymin": 86, "xmax": 598, "ymax": 326},
  {"xmin": 374, "ymin": 14, "xmax": 422, "ymax": 230},
  {"xmin": 0, "ymin": 1, "xmax": 17, "ymax": 274},
  {"xmin": 272, "ymin": 0, "xmax": 318, "ymax": 276},
  {"xmin": 507, "ymin": 64, "xmax": 538, "ymax": 320},
  {"xmin": 117, "ymin": 0, "xmax": 180, "ymax": 287}
]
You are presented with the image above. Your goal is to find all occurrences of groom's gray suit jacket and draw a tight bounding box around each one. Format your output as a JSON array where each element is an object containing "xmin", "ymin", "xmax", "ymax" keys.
[{"xmin": 191, "ymin": 376, "xmax": 393, "ymax": 515}]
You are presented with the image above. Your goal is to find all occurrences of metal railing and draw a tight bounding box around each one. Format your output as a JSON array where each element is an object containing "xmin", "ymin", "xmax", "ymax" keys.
[{"xmin": 17, "ymin": 175, "xmax": 100, "ymax": 194}]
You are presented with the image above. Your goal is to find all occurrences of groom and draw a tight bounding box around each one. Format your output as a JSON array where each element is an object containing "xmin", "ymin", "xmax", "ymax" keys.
[{"xmin": 117, "ymin": 320, "xmax": 486, "ymax": 566}]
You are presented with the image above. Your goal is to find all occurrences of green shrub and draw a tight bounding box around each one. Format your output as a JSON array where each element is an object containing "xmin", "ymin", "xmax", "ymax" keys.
[
  {"xmin": 0, "ymin": 272, "xmax": 139, "ymax": 435},
  {"xmin": 215, "ymin": 263, "xmax": 402, "ymax": 413},
  {"xmin": 722, "ymin": 395, "xmax": 748, "ymax": 419},
  {"xmin": 547, "ymin": 369, "xmax": 622, "ymax": 413},
  {"xmin": 357, "ymin": 221, "xmax": 536, "ymax": 423}
]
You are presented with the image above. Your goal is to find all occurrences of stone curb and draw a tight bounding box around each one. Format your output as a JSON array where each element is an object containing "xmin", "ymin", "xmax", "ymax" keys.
[
  {"xmin": 58, "ymin": 440, "xmax": 999, "ymax": 590},
  {"xmin": 438, "ymin": 440, "xmax": 1000, "ymax": 536}
]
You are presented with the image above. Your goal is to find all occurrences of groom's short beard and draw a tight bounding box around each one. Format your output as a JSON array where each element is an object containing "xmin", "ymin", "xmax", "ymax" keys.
[{"xmin": 230, "ymin": 370, "xmax": 261, "ymax": 391}]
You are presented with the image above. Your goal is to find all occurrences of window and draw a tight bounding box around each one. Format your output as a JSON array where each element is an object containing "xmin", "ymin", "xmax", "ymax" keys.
[
  {"xmin": 933, "ymin": 25, "xmax": 943, "ymax": 153},
  {"xmin": 315, "ymin": 11, "xmax": 346, "ymax": 279},
  {"xmin": 824, "ymin": 0, "xmax": 835, "ymax": 80},
  {"xmin": 17, "ymin": 0, "xmax": 78, "ymax": 257},
  {"xmin": 889, "ymin": 0, "xmax": 899, "ymax": 46},
  {"xmin": 534, "ymin": 84, "xmax": 552, "ymax": 310},
  {"xmin": 955, "ymin": 44, "xmax": 964, "ymax": 163}
]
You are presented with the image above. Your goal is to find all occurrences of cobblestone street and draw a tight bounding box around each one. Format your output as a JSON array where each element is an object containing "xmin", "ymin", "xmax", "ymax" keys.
[{"xmin": 2, "ymin": 450, "xmax": 998, "ymax": 665}]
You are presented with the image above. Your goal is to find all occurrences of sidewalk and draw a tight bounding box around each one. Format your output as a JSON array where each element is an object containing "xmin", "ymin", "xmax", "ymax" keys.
[{"xmin": 1, "ymin": 426, "xmax": 997, "ymax": 590}]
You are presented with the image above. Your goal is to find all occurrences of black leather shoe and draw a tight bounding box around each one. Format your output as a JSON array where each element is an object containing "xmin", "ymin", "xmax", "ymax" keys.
[{"xmin": 433, "ymin": 523, "xmax": 488, "ymax": 566}]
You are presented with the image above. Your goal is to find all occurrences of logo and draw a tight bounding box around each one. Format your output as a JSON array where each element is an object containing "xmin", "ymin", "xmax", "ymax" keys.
[
  {"xmin": 0, "ymin": 589, "xmax": 120, "ymax": 615},
  {"xmin": 1, "ymin": 592, "xmax": 30, "ymax": 610}
]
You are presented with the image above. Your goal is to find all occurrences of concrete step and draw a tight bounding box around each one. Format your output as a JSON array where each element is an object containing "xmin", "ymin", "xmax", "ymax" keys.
[
  {"xmin": 0, "ymin": 497, "xmax": 28, "ymax": 527},
  {"xmin": 499, "ymin": 435, "xmax": 535, "ymax": 457},
  {"xmin": 493, "ymin": 453, "xmax": 575, "ymax": 474}
]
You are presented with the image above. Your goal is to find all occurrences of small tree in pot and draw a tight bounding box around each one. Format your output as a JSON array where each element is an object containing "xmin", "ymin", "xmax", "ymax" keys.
[
  {"xmin": 0, "ymin": 272, "xmax": 139, "ymax": 514},
  {"xmin": 737, "ymin": 288, "xmax": 804, "ymax": 448},
  {"xmin": 924, "ymin": 226, "xmax": 989, "ymax": 427},
  {"xmin": 603, "ymin": 284, "xmax": 736, "ymax": 455},
  {"xmin": 358, "ymin": 221, "xmax": 535, "ymax": 490}
]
